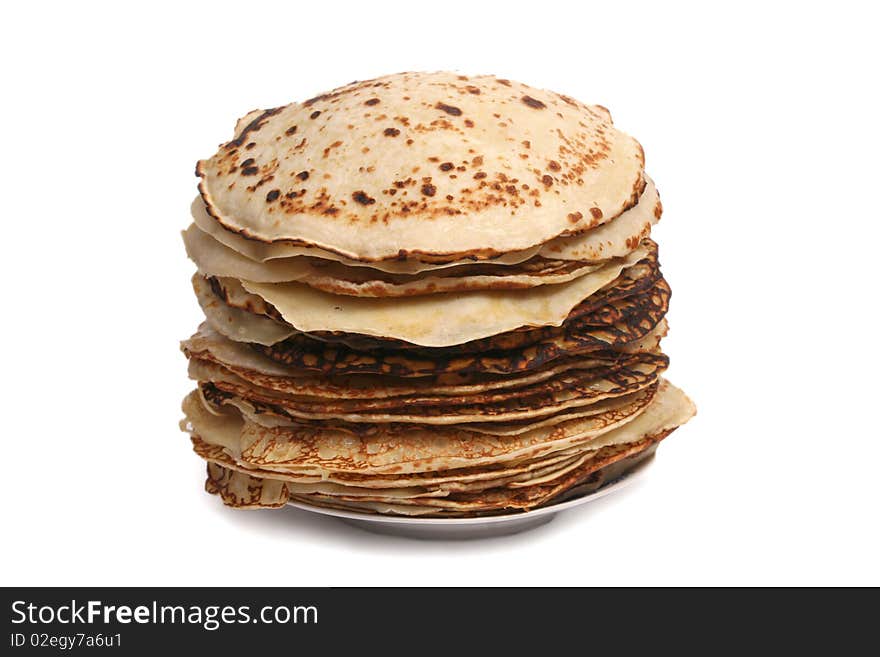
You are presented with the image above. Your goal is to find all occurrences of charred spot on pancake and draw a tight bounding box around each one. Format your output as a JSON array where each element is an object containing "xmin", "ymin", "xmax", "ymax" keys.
[
  {"xmin": 352, "ymin": 190, "xmax": 376, "ymax": 205},
  {"xmin": 224, "ymin": 107, "xmax": 283, "ymax": 149}
]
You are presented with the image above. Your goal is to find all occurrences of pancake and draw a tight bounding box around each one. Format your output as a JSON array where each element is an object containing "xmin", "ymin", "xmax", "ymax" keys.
[
  {"xmin": 237, "ymin": 244, "xmax": 649, "ymax": 346},
  {"xmin": 183, "ymin": 179, "xmax": 658, "ymax": 293},
  {"xmin": 196, "ymin": 72, "xmax": 645, "ymax": 262},
  {"xmin": 286, "ymin": 439, "xmax": 661, "ymax": 514},
  {"xmin": 194, "ymin": 436, "xmax": 594, "ymax": 495},
  {"xmin": 188, "ymin": 351, "xmax": 667, "ymax": 424},
  {"xmin": 182, "ymin": 322, "xmax": 665, "ymax": 400},
  {"xmin": 196, "ymin": 237, "xmax": 662, "ymax": 351},
  {"xmin": 204, "ymin": 461, "xmax": 290, "ymax": 509},
  {"xmin": 192, "ymin": 432, "xmax": 594, "ymax": 490},
  {"xmin": 190, "ymin": 194, "xmax": 544, "ymax": 273},
  {"xmin": 193, "ymin": 380, "xmax": 694, "ymax": 513},
  {"xmin": 191, "ymin": 274, "xmax": 294, "ymax": 345},
  {"xmin": 181, "ymin": 382, "xmax": 666, "ymax": 475},
  {"xmin": 204, "ymin": 384, "xmax": 658, "ymax": 437},
  {"xmin": 186, "ymin": 222, "xmax": 610, "ymax": 296},
  {"xmin": 251, "ymin": 276, "xmax": 670, "ymax": 377},
  {"xmin": 536, "ymin": 177, "xmax": 661, "ymax": 262}
]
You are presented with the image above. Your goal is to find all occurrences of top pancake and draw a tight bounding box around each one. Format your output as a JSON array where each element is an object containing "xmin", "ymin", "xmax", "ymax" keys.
[{"xmin": 196, "ymin": 71, "xmax": 645, "ymax": 262}]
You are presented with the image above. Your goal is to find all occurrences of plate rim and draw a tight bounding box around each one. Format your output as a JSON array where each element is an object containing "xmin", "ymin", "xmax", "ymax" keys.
[{"xmin": 286, "ymin": 453, "xmax": 654, "ymax": 526}]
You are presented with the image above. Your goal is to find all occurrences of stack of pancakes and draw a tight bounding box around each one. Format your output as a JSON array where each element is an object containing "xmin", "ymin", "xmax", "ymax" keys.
[{"xmin": 180, "ymin": 72, "xmax": 695, "ymax": 517}]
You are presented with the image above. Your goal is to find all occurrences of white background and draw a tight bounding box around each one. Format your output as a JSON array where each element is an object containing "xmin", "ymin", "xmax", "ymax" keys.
[{"xmin": 2, "ymin": 1, "xmax": 877, "ymax": 586}]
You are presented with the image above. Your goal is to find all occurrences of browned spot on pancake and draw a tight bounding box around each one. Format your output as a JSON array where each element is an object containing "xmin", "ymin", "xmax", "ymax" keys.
[
  {"xmin": 296, "ymin": 171, "xmax": 309, "ymax": 181},
  {"xmin": 364, "ymin": 98, "xmax": 380, "ymax": 106},
  {"xmin": 521, "ymin": 95, "xmax": 546, "ymax": 109},
  {"xmin": 383, "ymin": 127, "xmax": 400, "ymax": 137},
  {"xmin": 568, "ymin": 211, "xmax": 583, "ymax": 223},
  {"xmin": 590, "ymin": 207, "xmax": 604, "ymax": 220},
  {"xmin": 323, "ymin": 140, "xmax": 343, "ymax": 158},
  {"xmin": 265, "ymin": 189, "xmax": 280, "ymax": 203},
  {"xmin": 435, "ymin": 102, "xmax": 462, "ymax": 116},
  {"xmin": 421, "ymin": 183, "xmax": 437, "ymax": 197}
]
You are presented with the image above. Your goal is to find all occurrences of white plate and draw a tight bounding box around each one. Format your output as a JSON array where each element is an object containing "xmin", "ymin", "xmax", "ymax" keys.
[{"xmin": 287, "ymin": 454, "xmax": 654, "ymax": 540}]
